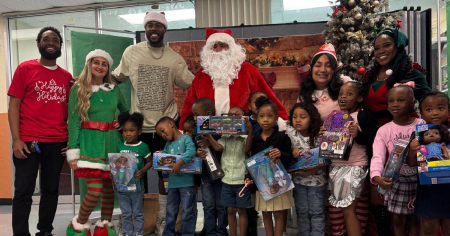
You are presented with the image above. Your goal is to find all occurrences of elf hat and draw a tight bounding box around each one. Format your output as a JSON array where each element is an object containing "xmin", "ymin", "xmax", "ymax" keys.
[
  {"xmin": 143, "ymin": 12, "xmax": 168, "ymax": 29},
  {"xmin": 205, "ymin": 28, "xmax": 234, "ymax": 45},
  {"xmin": 312, "ymin": 44, "xmax": 337, "ymax": 64},
  {"xmin": 86, "ymin": 49, "xmax": 113, "ymax": 67}
]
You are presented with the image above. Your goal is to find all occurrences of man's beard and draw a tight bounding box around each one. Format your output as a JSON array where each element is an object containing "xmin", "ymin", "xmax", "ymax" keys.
[
  {"xmin": 38, "ymin": 46, "xmax": 61, "ymax": 60},
  {"xmin": 200, "ymin": 47, "xmax": 246, "ymax": 88}
]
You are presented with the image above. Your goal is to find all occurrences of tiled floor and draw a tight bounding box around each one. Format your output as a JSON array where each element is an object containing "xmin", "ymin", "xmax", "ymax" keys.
[{"xmin": 1, "ymin": 203, "xmax": 298, "ymax": 235}]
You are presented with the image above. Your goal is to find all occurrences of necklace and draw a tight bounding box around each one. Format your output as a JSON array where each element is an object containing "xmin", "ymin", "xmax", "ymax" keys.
[
  {"xmin": 148, "ymin": 44, "xmax": 165, "ymax": 60},
  {"xmin": 96, "ymin": 91, "xmax": 103, "ymax": 102}
]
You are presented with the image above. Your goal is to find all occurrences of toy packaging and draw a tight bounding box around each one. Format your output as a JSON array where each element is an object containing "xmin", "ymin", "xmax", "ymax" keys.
[
  {"xmin": 319, "ymin": 110, "xmax": 354, "ymax": 160},
  {"xmin": 108, "ymin": 153, "xmax": 141, "ymax": 192},
  {"xmin": 416, "ymin": 124, "xmax": 450, "ymax": 185},
  {"xmin": 153, "ymin": 153, "xmax": 203, "ymax": 174},
  {"xmin": 197, "ymin": 116, "xmax": 247, "ymax": 135},
  {"xmin": 287, "ymin": 147, "xmax": 330, "ymax": 172},
  {"xmin": 377, "ymin": 139, "xmax": 410, "ymax": 194},
  {"xmin": 246, "ymin": 146, "xmax": 294, "ymax": 201},
  {"xmin": 195, "ymin": 135, "xmax": 225, "ymax": 180}
]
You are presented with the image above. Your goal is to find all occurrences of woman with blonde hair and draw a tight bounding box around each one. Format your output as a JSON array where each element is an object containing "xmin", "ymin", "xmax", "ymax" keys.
[{"xmin": 66, "ymin": 49, "xmax": 128, "ymax": 236}]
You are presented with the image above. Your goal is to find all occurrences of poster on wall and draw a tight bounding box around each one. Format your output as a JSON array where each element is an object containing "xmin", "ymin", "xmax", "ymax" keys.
[{"xmin": 168, "ymin": 34, "xmax": 325, "ymax": 112}]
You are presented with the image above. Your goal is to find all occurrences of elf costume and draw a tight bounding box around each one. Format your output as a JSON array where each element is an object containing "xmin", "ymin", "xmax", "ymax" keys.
[{"xmin": 66, "ymin": 49, "xmax": 128, "ymax": 236}]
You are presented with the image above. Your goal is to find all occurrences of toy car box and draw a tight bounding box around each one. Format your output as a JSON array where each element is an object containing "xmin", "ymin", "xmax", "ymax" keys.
[
  {"xmin": 246, "ymin": 146, "xmax": 294, "ymax": 201},
  {"xmin": 153, "ymin": 153, "xmax": 202, "ymax": 174},
  {"xmin": 197, "ymin": 116, "xmax": 247, "ymax": 135},
  {"xmin": 287, "ymin": 147, "xmax": 330, "ymax": 172}
]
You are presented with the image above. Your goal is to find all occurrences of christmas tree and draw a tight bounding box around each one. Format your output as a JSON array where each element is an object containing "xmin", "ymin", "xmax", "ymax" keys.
[{"xmin": 323, "ymin": 0, "xmax": 400, "ymax": 80}]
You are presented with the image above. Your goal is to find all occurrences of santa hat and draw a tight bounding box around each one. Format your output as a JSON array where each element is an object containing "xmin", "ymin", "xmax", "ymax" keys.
[
  {"xmin": 312, "ymin": 44, "xmax": 337, "ymax": 64},
  {"xmin": 85, "ymin": 49, "xmax": 113, "ymax": 67},
  {"xmin": 143, "ymin": 12, "xmax": 168, "ymax": 29},
  {"xmin": 205, "ymin": 28, "xmax": 234, "ymax": 45}
]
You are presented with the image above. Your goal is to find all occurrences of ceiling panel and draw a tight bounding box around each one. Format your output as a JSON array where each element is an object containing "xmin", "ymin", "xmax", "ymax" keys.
[
  {"xmin": 4, "ymin": 0, "xmax": 54, "ymax": 12},
  {"xmin": 43, "ymin": 0, "xmax": 96, "ymax": 7}
]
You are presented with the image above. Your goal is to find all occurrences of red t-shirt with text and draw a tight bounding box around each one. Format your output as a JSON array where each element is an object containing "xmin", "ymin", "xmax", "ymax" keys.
[{"xmin": 8, "ymin": 59, "xmax": 72, "ymax": 142}]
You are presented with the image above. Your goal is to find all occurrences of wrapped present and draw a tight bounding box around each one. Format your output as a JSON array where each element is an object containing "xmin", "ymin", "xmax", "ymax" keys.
[
  {"xmin": 197, "ymin": 116, "xmax": 247, "ymax": 135},
  {"xmin": 319, "ymin": 110, "xmax": 354, "ymax": 160},
  {"xmin": 153, "ymin": 153, "xmax": 202, "ymax": 174},
  {"xmin": 287, "ymin": 147, "xmax": 330, "ymax": 172},
  {"xmin": 246, "ymin": 146, "xmax": 294, "ymax": 201},
  {"xmin": 416, "ymin": 124, "xmax": 450, "ymax": 185},
  {"xmin": 108, "ymin": 153, "xmax": 141, "ymax": 192}
]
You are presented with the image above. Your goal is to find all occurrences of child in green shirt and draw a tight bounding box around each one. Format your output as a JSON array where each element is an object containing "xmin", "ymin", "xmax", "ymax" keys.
[{"xmin": 117, "ymin": 112, "xmax": 151, "ymax": 236}]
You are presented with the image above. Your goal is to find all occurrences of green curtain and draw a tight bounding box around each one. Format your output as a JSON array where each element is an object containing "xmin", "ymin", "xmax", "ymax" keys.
[{"xmin": 71, "ymin": 31, "xmax": 134, "ymax": 210}]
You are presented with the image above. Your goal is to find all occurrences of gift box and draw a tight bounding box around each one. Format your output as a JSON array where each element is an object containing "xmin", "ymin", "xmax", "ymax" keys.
[
  {"xmin": 378, "ymin": 139, "xmax": 410, "ymax": 194},
  {"xmin": 416, "ymin": 124, "xmax": 450, "ymax": 185},
  {"xmin": 195, "ymin": 135, "xmax": 224, "ymax": 180},
  {"xmin": 287, "ymin": 147, "xmax": 330, "ymax": 172},
  {"xmin": 319, "ymin": 110, "xmax": 354, "ymax": 160},
  {"xmin": 246, "ymin": 146, "xmax": 294, "ymax": 201},
  {"xmin": 108, "ymin": 153, "xmax": 141, "ymax": 192},
  {"xmin": 197, "ymin": 116, "xmax": 247, "ymax": 135},
  {"xmin": 153, "ymin": 153, "xmax": 202, "ymax": 174}
]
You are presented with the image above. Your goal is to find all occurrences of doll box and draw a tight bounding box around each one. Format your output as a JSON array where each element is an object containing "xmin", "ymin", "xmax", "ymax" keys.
[
  {"xmin": 197, "ymin": 116, "xmax": 247, "ymax": 135},
  {"xmin": 319, "ymin": 110, "xmax": 354, "ymax": 160},
  {"xmin": 416, "ymin": 124, "xmax": 450, "ymax": 185},
  {"xmin": 246, "ymin": 146, "xmax": 294, "ymax": 201},
  {"xmin": 287, "ymin": 147, "xmax": 330, "ymax": 172},
  {"xmin": 108, "ymin": 153, "xmax": 141, "ymax": 192},
  {"xmin": 153, "ymin": 153, "xmax": 202, "ymax": 174},
  {"xmin": 378, "ymin": 138, "xmax": 411, "ymax": 194}
]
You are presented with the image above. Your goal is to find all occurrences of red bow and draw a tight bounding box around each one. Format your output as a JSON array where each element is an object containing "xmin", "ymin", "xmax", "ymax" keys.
[
  {"xmin": 396, "ymin": 19, "xmax": 402, "ymax": 29},
  {"xmin": 205, "ymin": 28, "xmax": 234, "ymax": 41},
  {"xmin": 394, "ymin": 81, "xmax": 415, "ymax": 89},
  {"xmin": 332, "ymin": 7, "xmax": 347, "ymax": 17}
]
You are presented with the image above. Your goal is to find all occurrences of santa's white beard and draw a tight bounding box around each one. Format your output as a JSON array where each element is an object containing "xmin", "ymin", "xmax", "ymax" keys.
[{"xmin": 200, "ymin": 49, "xmax": 245, "ymax": 88}]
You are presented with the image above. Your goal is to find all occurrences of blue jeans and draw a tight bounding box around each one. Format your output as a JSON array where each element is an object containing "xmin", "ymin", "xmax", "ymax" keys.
[
  {"xmin": 118, "ymin": 189, "xmax": 145, "ymax": 236},
  {"xmin": 293, "ymin": 183, "xmax": 326, "ymax": 236},
  {"xmin": 201, "ymin": 173, "xmax": 228, "ymax": 236},
  {"xmin": 163, "ymin": 186, "xmax": 196, "ymax": 236}
]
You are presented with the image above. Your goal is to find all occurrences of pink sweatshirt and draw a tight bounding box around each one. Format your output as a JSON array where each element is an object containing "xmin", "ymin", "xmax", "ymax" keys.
[
  {"xmin": 370, "ymin": 118, "xmax": 425, "ymax": 183},
  {"xmin": 332, "ymin": 111, "xmax": 368, "ymax": 166}
]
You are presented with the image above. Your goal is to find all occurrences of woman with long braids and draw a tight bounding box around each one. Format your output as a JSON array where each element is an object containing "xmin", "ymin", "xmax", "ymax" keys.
[
  {"xmin": 66, "ymin": 49, "xmax": 128, "ymax": 236},
  {"xmin": 364, "ymin": 28, "xmax": 430, "ymax": 236}
]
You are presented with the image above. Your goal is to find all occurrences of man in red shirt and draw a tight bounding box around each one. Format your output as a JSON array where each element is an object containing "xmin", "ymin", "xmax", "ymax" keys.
[{"xmin": 8, "ymin": 27, "xmax": 72, "ymax": 236}]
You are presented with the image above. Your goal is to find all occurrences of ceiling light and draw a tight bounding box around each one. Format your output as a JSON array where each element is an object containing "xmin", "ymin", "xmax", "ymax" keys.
[
  {"xmin": 283, "ymin": 0, "xmax": 335, "ymax": 11},
  {"xmin": 119, "ymin": 9, "xmax": 195, "ymax": 25}
]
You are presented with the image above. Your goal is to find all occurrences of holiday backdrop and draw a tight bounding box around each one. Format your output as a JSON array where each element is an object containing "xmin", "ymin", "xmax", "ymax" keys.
[{"xmin": 169, "ymin": 34, "xmax": 324, "ymax": 112}]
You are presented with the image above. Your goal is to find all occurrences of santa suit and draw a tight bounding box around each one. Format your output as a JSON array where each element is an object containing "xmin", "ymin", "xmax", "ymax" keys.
[{"xmin": 180, "ymin": 61, "xmax": 288, "ymax": 126}]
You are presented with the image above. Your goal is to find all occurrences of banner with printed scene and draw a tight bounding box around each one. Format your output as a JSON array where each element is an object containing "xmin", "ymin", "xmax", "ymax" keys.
[{"xmin": 169, "ymin": 34, "xmax": 324, "ymax": 112}]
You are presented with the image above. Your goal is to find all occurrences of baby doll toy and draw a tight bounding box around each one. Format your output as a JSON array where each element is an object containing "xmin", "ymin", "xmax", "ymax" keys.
[{"xmin": 419, "ymin": 124, "xmax": 450, "ymax": 162}]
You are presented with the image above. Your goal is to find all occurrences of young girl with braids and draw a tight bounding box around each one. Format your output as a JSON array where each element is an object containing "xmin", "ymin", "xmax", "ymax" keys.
[
  {"xmin": 363, "ymin": 28, "xmax": 430, "ymax": 236},
  {"xmin": 286, "ymin": 102, "xmax": 326, "ymax": 236},
  {"xmin": 66, "ymin": 49, "xmax": 128, "ymax": 236},
  {"xmin": 251, "ymin": 96, "xmax": 294, "ymax": 236},
  {"xmin": 328, "ymin": 81, "xmax": 378, "ymax": 236}
]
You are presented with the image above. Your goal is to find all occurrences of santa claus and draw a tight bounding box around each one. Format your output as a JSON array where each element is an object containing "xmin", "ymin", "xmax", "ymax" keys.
[{"xmin": 180, "ymin": 28, "xmax": 288, "ymax": 126}]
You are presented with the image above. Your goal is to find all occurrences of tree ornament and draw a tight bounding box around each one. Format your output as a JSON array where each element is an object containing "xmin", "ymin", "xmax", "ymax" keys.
[
  {"xmin": 372, "ymin": 26, "xmax": 378, "ymax": 35},
  {"xmin": 373, "ymin": 0, "xmax": 380, "ymax": 6},
  {"xmin": 357, "ymin": 67, "xmax": 366, "ymax": 75},
  {"xmin": 338, "ymin": 62, "xmax": 344, "ymax": 69},
  {"xmin": 355, "ymin": 13, "xmax": 362, "ymax": 20},
  {"xmin": 396, "ymin": 19, "xmax": 402, "ymax": 29},
  {"xmin": 386, "ymin": 69, "xmax": 393, "ymax": 76},
  {"xmin": 348, "ymin": 0, "xmax": 356, "ymax": 7},
  {"xmin": 361, "ymin": 0, "xmax": 367, "ymax": 3}
]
